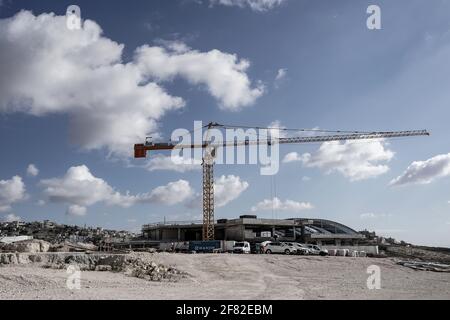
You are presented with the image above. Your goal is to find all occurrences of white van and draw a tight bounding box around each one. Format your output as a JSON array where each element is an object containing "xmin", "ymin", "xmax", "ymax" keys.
[{"xmin": 233, "ymin": 241, "xmax": 251, "ymax": 254}]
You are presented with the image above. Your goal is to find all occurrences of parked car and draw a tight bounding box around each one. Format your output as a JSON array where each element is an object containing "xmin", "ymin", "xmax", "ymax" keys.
[
  {"xmin": 233, "ymin": 241, "xmax": 251, "ymax": 254},
  {"xmin": 306, "ymin": 244, "xmax": 329, "ymax": 256},
  {"xmin": 264, "ymin": 242, "xmax": 297, "ymax": 255},
  {"xmin": 285, "ymin": 242, "xmax": 310, "ymax": 255}
]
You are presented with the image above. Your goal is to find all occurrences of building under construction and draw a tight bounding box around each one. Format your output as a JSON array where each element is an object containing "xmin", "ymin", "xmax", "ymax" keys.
[{"xmin": 142, "ymin": 215, "xmax": 365, "ymax": 246}]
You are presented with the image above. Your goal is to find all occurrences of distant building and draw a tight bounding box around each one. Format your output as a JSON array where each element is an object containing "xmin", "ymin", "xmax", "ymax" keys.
[{"xmin": 142, "ymin": 215, "xmax": 365, "ymax": 246}]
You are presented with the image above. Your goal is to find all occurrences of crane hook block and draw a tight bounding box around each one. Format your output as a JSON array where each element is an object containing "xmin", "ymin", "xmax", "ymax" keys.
[{"xmin": 134, "ymin": 144, "xmax": 147, "ymax": 158}]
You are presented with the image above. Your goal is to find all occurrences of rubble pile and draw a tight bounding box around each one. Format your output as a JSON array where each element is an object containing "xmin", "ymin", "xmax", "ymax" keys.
[
  {"xmin": 46, "ymin": 254, "xmax": 185, "ymax": 281},
  {"xmin": 0, "ymin": 252, "xmax": 185, "ymax": 282},
  {"xmin": 121, "ymin": 257, "xmax": 183, "ymax": 282},
  {"xmin": 0, "ymin": 239, "xmax": 50, "ymax": 253}
]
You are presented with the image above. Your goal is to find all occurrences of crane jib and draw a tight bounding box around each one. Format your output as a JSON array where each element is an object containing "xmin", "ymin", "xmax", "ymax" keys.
[{"xmin": 134, "ymin": 130, "xmax": 429, "ymax": 158}]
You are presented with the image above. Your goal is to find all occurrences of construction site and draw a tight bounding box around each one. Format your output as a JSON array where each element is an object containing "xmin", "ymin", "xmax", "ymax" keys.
[
  {"xmin": 1, "ymin": 1, "xmax": 450, "ymax": 304},
  {"xmin": 0, "ymin": 120, "xmax": 449, "ymax": 299}
]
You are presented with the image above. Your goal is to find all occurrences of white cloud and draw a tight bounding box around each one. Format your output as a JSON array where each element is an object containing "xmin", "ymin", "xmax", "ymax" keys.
[
  {"xmin": 0, "ymin": 176, "xmax": 26, "ymax": 212},
  {"xmin": 251, "ymin": 197, "xmax": 314, "ymax": 212},
  {"xmin": 0, "ymin": 11, "xmax": 262, "ymax": 156},
  {"xmin": 40, "ymin": 165, "xmax": 127, "ymax": 207},
  {"xmin": 299, "ymin": 140, "xmax": 394, "ymax": 181},
  {"xmin": 26, "ymin": 164, "xmax": 39, "ymax": 177},
  {"xmin": 214, "ymin": 175, "xmax": 249, "ymax": 207},
  {"xmin": 301, "ymin": 176, "xmax": 311, "ymax": 182},
  {"xmin": 2, "ymin": 213, "xmax": 22, "ymax": 222},
  {"xmin": 40, "ymin": 165, "xmax": 194, "ymax": 214},
  {"xmin": 282, "ymin": 152, "xmax": 304, "ymax": 163},
  {"xmin": 390, "ymin": 153, "xmax": 450, "ymax": 186},
  {"xmin": 0, "ymin": 11, "xmax": 183, "ymax": 156},
  {"xmin": 143, "ymin": 154, "xmax": 201, "ymax": 172},
  {"xmin": 66, "ymin": 205, "xmax": 87, "ymax": 217},
  {"xmin": 209, "ymin": 0, "xmax": 286, "ymax": 11},
  {"xmin": 136, "ymin": 43, "xmax": 264, "ymax": 111},
  {"xmin": 186, "ymin": 175, "xmax": 249, "ymax": 209},
  {"xmin": 146, "ymin": 180, "xmax": 193, "ymax": 205}
]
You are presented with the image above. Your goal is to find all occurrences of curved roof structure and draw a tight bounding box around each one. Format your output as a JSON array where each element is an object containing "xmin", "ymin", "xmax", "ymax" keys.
[{"xmin": 292, "ymin": 218, "xmax": 361, "ymax": 235}]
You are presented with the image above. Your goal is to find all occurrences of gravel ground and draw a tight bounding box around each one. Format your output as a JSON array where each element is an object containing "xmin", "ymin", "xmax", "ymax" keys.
[{"xmin": 0, "ymin": 253, "xmax": 449, "ymax": 300}]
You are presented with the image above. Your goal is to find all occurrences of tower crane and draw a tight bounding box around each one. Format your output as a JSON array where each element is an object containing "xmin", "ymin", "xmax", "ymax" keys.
[{"xmin": 134, "ymin": 122, "xmax": 429, "ymax": 241}]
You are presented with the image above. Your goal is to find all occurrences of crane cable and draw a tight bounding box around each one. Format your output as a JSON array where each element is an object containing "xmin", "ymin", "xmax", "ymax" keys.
[
  {"xmin": 219, "ymin": 124, "xmax": 376, "ymax": 135},
  {"xmin": 269, "ymin": 174, "xmax": 278, "ymax": 220}
]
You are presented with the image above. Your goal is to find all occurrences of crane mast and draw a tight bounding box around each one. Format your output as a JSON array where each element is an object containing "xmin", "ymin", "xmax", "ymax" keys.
[
  {"xmin": 202, "ymin": 123, "xmax": 216, "ymax": 241},
  {"xmin": 134, "ymin": 123, "xmax": 429, "ymax": 241}
]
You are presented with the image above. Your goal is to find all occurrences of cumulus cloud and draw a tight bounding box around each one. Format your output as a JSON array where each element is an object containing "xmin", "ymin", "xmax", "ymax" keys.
[
  {"xmin": 390, "ymin": 153, "xmax": 450, "ymax": 186},
  {"xmin": 282, "ymin": 152, "xmax": 304, "ymax": 163},
  {"xmin": 0, "ymin": 176, "xmax": 26, "ymax": 212},
  {"xmin": 0, "ymin": 11, "xmax": 262, "ymax": 156},
  {"xmin": 145, "ymin": 180, "xmax": 193, "ymax": 205},
  {"xmin": 66, "ymin": 205, "xmax": 87, "ymax": 217},
  {"xmin": 143, "ymin": 154, "xmax": 201, "ymax": 172},
  {"xmin": 26, "ymin": 164, "xmax": 39, "ymax": 177},
  {"xmin": 209, "ymin": 0, "xmax": 287, "ymax": 11},
  {"xmin": 40, "ymin": 165, "xmax": 194, "ymax": 215},
  {"xmin": 136, "ymin": 43, "xmax": 264, "ymax": 111},
  {"xmin": 40, "ymin": 165, "xmax": 128, "ymax": 207},
  {"xmin": 290, "ymin": 140, "xmax": 394, "ymax": 181},
  {"xmin": 251, "ymin": 197, "xmax": 313, "ymax": 212},
  {"xmin": 214, "ymin": 175, "xmax": 249, "ymax": 207},
  {"xmin": 2, "ymin": 213, "xmax": 22, "ymax": 222},
  {"xmin": 186, "ymin": 175, "xmax": 249, "ymax": 208}
]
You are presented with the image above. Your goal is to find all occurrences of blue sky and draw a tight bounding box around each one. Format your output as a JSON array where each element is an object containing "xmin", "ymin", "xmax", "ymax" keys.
[{"xmin": 1, "ymin": 0, "xmax": 450, "ymax": 246}]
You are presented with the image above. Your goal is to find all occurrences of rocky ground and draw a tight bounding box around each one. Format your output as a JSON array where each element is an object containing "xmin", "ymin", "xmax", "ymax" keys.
[
  {"xmin": 385, "ymin": 245, "xmax": 450, "ymax": 264},
  {"xmin": 1, "ymin": 252, "xmax": 449, "ymax": 300}
]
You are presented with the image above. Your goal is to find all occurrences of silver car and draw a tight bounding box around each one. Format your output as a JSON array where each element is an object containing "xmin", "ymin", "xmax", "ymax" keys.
[
  {"xmin": 286, "ymin": 242, "xmax": 310, "ymax": 255},
  {"xmin": 264, "ymin": 242, "xmax": 297, "ymax": 255}
]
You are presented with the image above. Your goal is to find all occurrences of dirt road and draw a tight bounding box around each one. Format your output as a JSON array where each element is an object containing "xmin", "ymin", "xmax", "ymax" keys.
[{"xmin": 0, "ymin": 253, "xmax": 449, "ymax": 300}]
